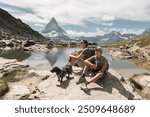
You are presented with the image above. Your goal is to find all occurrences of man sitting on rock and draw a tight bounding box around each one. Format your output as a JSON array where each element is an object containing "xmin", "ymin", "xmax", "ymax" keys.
[
  {"xmin": 76, "ymin": 46, "xmax": 109, "ymax": 85},
  {"xmin": 69, "ymin": 40, "xmax": 95, "ymax": 69}
]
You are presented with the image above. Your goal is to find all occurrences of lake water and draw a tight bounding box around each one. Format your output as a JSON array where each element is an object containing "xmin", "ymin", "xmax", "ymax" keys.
[{"xmin": 23, "ymin": 47, "xmax": 149, "ymax": 78}]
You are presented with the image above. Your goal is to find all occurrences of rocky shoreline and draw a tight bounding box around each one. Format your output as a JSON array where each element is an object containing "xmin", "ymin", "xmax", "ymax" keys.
[
  {"xmin": 109, "ymin": 44, "xmax": 150, "ymax": 62},
  {"xmin": 109, "ymin": 44, "xmax": 150, "ymax": 99},
  {"xmin": 0, "ymin": 57, "xmax": 145, "ymax": 100}
]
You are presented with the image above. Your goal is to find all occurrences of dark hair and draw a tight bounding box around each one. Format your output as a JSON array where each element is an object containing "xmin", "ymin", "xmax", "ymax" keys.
[{"xmin": 80, "ymin": 40, "xmax": 88, "ymax": 47}]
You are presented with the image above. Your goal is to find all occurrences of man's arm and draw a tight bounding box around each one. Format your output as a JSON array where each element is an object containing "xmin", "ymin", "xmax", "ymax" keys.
[
  {"xmin": 84, "ymin": 56, "xmax": 97, "ymax": 70},
  {"xmin": 100, "ymin": 58, "xmax": 108, "ymax": 73}
]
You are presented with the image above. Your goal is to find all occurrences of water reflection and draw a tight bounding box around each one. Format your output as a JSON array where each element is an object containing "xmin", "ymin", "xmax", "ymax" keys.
[
  {"xmin": 45, "ymin": 47, "xmax": 78, "ymax": 68},
  {"xmin": 24, "ymin": 47, "xmax": 78, "ymax": 70},
  {"xmin": 46, "ymin": 48, "xmax": 64, "ymax": 66},
  {"xmin": 23, "ymin": 47, "xmax": 149, "ymax": 77}
]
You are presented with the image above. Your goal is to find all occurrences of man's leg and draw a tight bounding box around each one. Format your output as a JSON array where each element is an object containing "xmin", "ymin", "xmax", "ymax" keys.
[
  {"xmin": 87, "ymin": 72, "xmax": 104, "ymax": 84},
  {"xmin": 76, "ymin": 62, "xmax": 90, "ymax": 85}
]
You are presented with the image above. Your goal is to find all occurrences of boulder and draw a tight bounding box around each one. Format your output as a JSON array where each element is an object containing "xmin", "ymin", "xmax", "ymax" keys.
[
  {"xmin": 3, "ymin": 85, "xmax": 31, "ymax": 100},
  {"xmin": 0, "ymin": 57, "xmax": 29, "ymax": 77},
  {"xmin": 23, "ymin": 40, "xmax": 35, "ymax": 47},
  {"xmin": 130, "ymin": 74, "xmax": 150, "ymax": 99},
  {"xmin": 109, "ymin": 49, "xmax": 132, "ymax": 60}
]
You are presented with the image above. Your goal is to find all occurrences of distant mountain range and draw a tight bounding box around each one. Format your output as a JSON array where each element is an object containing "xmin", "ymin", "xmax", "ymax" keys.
[
  {"xmin": 41, "ymin": 17, "xmax": 69, "ymax": 39},
  {"xmin": 41, "ymin": 17, "xmax": 138, "ymax": 42},
  {"xmin": 78, "ymin": 31, "xmax": 137, "ymax": 43},
  {"xmin": 0, "ymin": 8, "xmax": 45, "ymax": 40}
]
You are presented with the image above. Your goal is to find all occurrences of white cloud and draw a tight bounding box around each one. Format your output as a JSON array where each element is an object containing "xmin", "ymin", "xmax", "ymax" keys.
[
  {"xmin": 13, "ymin": 13, "xmax": 48, "ymax": 24},
  {"xmin": 1, "ymin": 0, "xmax": 150, "ymax": 25},
  {"xmin": 34, "ymin": 24, "xmax": 44, "ymax": 27},
  {"xmin": 108, "ymin": 28, "xmax": 145, "ymax": 35},
  {"xmin": 66, "ymin": 27, "xmax": 105, "ymax": 37},
  {"xmin": 102, "ymin": 22, "xmax": 113, "ymax": 26},
  {"xmin": 102, "ymin": 15, "xmax": 115, "ymax": 21}
]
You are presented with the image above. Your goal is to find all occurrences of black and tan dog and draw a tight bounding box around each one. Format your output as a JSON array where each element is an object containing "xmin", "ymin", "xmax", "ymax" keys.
[{"xmin": 51, "ymin": 64, "xmax": 73, "ymax": 82}]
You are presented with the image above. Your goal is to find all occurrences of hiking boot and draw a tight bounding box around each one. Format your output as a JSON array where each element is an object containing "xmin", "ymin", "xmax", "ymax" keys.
[
  {"xmin": 80, "ymin": 82, "xmax": 89, "ymax": 93},
  {"xmin": 76, "ymin": 74, "xmax": 86, "ymax": 85}
]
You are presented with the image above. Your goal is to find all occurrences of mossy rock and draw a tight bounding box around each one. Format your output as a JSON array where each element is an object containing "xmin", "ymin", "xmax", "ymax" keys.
[{"xmin": 0, "ymin": 79, "xmax": 9, "ymax": 96}]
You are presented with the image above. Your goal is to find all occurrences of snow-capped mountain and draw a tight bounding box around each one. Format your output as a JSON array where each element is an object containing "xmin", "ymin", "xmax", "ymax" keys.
[
  {"xmin": 78, "ymin": 31, "xmax": 136, "ymax": 43},
  {"xmin": 142, "ymin": 27, "xmax": 150, "ymax": 35},
  {"xmin": 101, "ymin": 31, "xmax": 136, "ymax": 42},
  {"xmin": 42, "ymin": 17, "xmax": 69, "ymax": 39}
]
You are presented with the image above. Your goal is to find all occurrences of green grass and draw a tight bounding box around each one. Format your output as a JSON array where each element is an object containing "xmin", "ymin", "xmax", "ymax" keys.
[
  {"xmin": 0, "ymin": 48, "xmax": 30, "ymax": 61},
  {"xmin": 1, "ymin": 70, "xmax": 19, "ymax": 82}
]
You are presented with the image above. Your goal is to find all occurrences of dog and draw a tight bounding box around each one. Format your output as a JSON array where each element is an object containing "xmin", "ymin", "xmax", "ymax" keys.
[{"xmin": 51, "ymin": 64, "xmax": 73, "ymax": 82}]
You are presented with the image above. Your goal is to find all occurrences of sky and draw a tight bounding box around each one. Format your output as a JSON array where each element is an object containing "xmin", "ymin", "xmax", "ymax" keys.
[{"xmin": 0, "ymin": 0, "xmax": 150, "ymax": 37}]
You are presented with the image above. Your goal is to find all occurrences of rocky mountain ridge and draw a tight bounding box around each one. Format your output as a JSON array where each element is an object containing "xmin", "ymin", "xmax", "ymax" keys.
[
  {"xmin": 142, "ymin": 27, "xmax": 150, "ymax": 35},
  {"xmin": 0, "ymin": 8, "xmax": 45, "ymax": 41}
]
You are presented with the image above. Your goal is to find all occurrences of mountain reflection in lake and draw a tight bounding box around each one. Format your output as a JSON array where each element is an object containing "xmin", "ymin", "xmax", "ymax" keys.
[
  {"xmin": 24, "ymin": 47, "xmax": 79, "ymax": 70},
  {"xmin": 24, "ymin": 47, "xmax": 149, "ymax": 78}
]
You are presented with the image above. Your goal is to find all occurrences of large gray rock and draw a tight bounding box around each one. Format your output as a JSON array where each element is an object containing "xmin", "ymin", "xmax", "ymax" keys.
[
  {"xmin": 29, "ymin": 67, "xmax": 142, "ymax": 100},
  {"xmin": 128, "ymin": 45, "xmax": 150, "ymax": 61},
  {"xmin": 109, "ymin": 49, "xmax": 132, "ymax": 60},
  {"xmin": 0, "ymin": 57, "xmax": 29, "ymax": 77},
  {"xmin": 130, "ymin": 74, "xmax": 150, "ymax": 99},
  {"xmin": 3, "ymin": 84, "xmax": 31, "ymax": 100}
]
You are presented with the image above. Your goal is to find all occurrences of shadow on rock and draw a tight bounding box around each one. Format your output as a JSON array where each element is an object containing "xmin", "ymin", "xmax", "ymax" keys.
[
  {"xmin": 56, "ymin": 77, "xmax": 74, "ymax": 89},
  {"xmin": 85, "ymin": 72, "xmax": 134, "ymax": 100}
]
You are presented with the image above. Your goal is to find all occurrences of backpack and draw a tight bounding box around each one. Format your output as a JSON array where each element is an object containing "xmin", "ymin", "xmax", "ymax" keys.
[{"xmin": 90, "ymin": 48, "xmax": 95, "ymax": 56}]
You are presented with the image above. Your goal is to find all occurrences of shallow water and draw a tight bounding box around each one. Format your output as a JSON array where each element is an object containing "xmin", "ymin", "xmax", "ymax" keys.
[{"xmin": 23, "ymin": 47, "xmax": 149, "ymax": 78}]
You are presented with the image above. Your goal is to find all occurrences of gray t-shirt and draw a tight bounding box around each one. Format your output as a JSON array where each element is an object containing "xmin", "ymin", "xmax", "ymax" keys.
[{"xmin": 81, "ymin": 48, "xmax": 95, "ymax": 60}]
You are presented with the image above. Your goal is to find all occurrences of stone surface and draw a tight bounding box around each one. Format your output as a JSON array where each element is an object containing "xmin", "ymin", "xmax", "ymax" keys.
[
  {"xmin": 131, "ymin": 75, "xmax": 150, "ymax": 99},
  {"xmin": 2, "ymin": 84, "xmax": 31, "ymax": 100},
  {"xmin": 0, "ymin": 57, "xmax": 29, "ymax": 77},
  {"xmin": 0, "ymin": 58, "xmax": 144, "ymax": 100}
]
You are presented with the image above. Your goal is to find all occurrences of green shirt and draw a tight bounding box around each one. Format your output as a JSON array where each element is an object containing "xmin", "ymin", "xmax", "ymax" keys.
[{"xmin": 88, "ymin": 55, "xmax": 109, "ymax": 73}]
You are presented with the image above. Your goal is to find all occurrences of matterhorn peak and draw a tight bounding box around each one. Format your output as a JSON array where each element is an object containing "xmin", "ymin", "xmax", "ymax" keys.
[{"xmin": 41, "ymin": 17, "xmax": 68, "ymax": 39}]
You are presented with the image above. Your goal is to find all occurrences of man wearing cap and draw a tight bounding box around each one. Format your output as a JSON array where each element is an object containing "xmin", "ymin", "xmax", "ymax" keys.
[
  {"xmin": 76, "ymin": 46, "xmax": 109, "ymax": 85},
  {"xmin": 69, "ymin": 40, "xmax": 94, "ymax": 68}
]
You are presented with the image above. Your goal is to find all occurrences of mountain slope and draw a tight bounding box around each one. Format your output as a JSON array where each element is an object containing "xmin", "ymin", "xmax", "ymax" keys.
[
  {"xmin": 42, "ymin": 17, "xmax": 69, "ymax": 39},
  {"xmin": 0, "ymin": 8, "xmax": 45, "ymax": 40},
  {"xmin": 142, "ymin": 27, "xmax": 150, "ymax": 35}
]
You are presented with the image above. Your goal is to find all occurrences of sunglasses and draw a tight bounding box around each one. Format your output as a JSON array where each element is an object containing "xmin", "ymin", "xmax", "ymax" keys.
[{"xmin": 80, "ymin": 42, "xmax": 84, "ymax": 44}]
